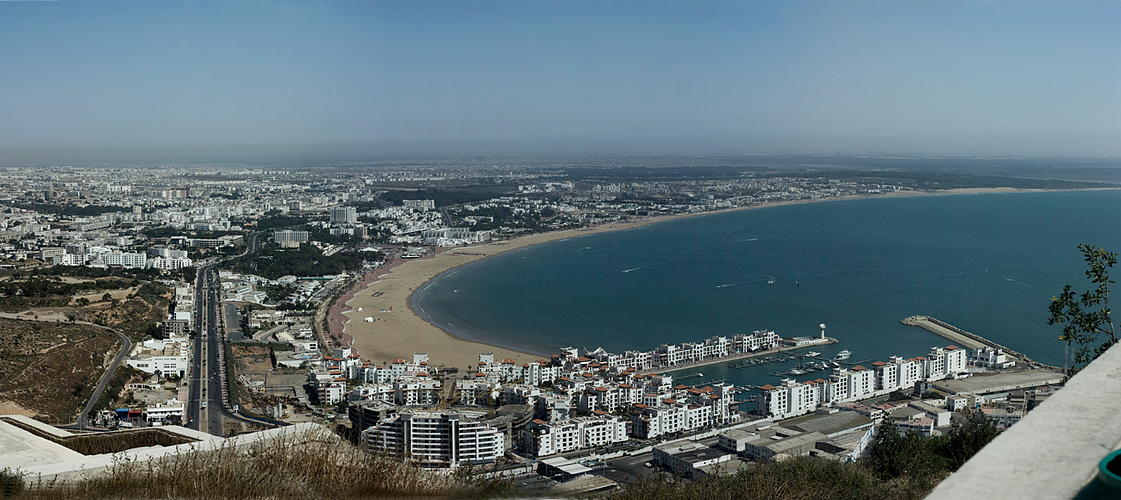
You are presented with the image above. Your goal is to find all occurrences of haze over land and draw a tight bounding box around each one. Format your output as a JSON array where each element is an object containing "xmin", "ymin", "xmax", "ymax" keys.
[{"xmin": 2, "ymin": 1, "xmax": 1120, "ymax": 164}]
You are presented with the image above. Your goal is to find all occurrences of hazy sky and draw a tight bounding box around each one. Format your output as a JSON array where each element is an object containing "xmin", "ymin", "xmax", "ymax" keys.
[{"xmin": 2, "ymin": 1, "xmax": 1120, "ymax": 161}]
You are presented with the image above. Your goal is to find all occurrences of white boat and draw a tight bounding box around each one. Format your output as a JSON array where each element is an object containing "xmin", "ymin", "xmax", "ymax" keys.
[
  {"xmin": 806, "ymin": 351, "xmax": 821, "ymax": 357},
  {"xmin": 834, "ymin": 350, "xmax": 852, "ymax": 361}
]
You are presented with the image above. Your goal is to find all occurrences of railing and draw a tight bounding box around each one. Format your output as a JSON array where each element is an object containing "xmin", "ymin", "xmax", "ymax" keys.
[{"xmin": 926, "ymin": 342, "xmax": 1121, "ymax": 499}]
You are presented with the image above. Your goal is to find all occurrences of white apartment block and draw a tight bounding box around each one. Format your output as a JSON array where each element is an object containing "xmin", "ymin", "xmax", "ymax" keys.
[
  {"xmin": 756, "ymin": 345, "xmax": 970, "ymax": 419},
  {"xmin": 125, "ymin": 339, "xmax": 189, "ymax": 378},
  {"xmin": 970, "ymin": 347, "xmax": 1016, "ymax": 369},
  {"xmin": 394, "ymin": 377, "xmax": 441, "ymax": 406},
  {"xmin": 631, "ymin": 402, "xmax": 712, "ymax": 439},
  {"xmin": 522, "ymin": 414, "xmax": 630, "ymax": 457},
  {"xmin": 273, "ymin": 230, "xmax": 309, "ymax": 248},
  {"xmin": 403, "ymin": 199, "xmax": 435, "ymax": 210},
  {"xmin": 103, "ymin": 252, "xmax": 147, "ymax": 269},
  {"xmin": 309, "ymin": 369, "xmax": 346, "ymax": 405},
  {"xmin": 149, "ymin": 256, "xmax": 193, "ymax": 270},
  {"xmin": 362, "ymin": 411, "xmax": 505, "ymax": 468},
  {"xmin": 330, "ymin": 206, "xmax": 357, "ymax": 224}
]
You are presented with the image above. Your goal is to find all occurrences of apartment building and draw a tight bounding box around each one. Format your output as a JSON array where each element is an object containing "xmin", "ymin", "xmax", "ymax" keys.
[
  {"xmin": 362, "ymin": 411, "xmax": 505, "ymax": 468},
  {"xmin": 522, "ymin": 414, "xmax": 630, "ymax": 457}
]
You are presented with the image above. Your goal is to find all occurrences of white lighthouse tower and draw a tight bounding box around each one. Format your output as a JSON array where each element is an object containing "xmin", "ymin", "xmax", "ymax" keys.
[{"xmin": 819, "ymin": 323, "xmax": 827, "ymax": 339}]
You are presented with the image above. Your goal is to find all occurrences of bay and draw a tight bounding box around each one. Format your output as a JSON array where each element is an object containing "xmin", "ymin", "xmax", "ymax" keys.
[{"xmin": 413, "ymin": 190, "xmax": 1121, "ymax": 393}]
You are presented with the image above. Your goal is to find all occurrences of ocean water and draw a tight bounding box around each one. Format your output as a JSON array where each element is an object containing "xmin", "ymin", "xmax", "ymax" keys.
[{"xmin": 413, "ymin": 190, "xmax": 1121, "ymax": 393}]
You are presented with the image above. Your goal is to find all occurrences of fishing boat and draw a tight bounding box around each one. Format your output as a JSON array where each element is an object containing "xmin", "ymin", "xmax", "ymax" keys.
[{"xmin": 834, "ymin": 350, "xmax": 852, "ymax": 361}]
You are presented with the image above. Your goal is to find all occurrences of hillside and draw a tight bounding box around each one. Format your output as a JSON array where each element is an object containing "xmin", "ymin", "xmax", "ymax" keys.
[{"xmin": 0, "ymin": 319, "xmax": 119, "ymax": 424}]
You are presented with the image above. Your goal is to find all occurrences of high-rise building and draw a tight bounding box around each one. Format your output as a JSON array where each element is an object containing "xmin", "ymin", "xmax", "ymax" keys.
[
  {"xmin": 273, "ymin": 230, "xmax": 309, "ymax": 248},
  {"xmin": 362, "ymin": 410, "xmax": 504, "ymax": 468},
  {"xmin": 330, "ymin": 206, "xmax": 357, "ymax": 224}
]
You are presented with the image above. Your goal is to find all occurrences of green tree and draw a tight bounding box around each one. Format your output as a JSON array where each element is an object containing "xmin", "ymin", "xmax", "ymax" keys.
[{"xmin": 1048, "ymin": 244, "xmax": 1117, "ymax": 373}]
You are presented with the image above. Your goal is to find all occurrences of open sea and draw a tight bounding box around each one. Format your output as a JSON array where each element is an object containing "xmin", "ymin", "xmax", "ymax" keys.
[{"xmin": 413, "ymin": 190, "xmax": 1121, "ymax": 400}]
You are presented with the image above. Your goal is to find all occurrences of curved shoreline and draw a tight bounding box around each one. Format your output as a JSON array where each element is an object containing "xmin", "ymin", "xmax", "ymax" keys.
[{"xmin": 340, "ymin": 187, "xmax": 1111, "ymax": 370}]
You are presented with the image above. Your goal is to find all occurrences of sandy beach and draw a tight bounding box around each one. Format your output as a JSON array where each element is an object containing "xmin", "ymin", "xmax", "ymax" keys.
[
  {"xmin": 338, "ymin": 186, "xmax": 1088, "ymax": 372},
  {"xmin": 341, "ymin": 221, "xmax": 657, "ymax": 371}
]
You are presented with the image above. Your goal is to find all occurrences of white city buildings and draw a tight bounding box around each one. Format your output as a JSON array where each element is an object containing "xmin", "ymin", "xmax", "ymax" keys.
[{"xmin": 756, "ymin": 345, "xmax": 970, "ymax": 419}]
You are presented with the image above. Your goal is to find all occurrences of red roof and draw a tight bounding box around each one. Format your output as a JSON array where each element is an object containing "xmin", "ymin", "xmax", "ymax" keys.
[
  {"xmin": 759, "ymin": 384, "xmax": 777, "ymax": 391},
  {"xmin": 595, "ymin": 387, "xmax": 608, "ymax": 392},
  {"xmin": 852, "ymin": 365, "xmax": 867, "ymax": 371},
  {"xmin": 478, "ymin": 361, "xmax": 488, "ymax": 365},
  {"xmin": 531, "ymin": 419, "xmax": 546, "ymax": 425},
  {"xmin": 576, "ymin": 356, "xmax": 590, "ymax": 362},
  {"xmin": 871, "ymin": 361, "xmax": 886, "ymax": 366},
  {"xmin": 503, "ymin": 358, "xmax": 516, "ymax": 364},
  {"xmin": 475, "ymin": 372, "xmax": 486, "ymax": 377},
  {"xmin": 592, "ymin": 410, "xmax": 607, "ymax": 415},
  {"xmin": 619, "ymin": 383, "xmax": 632, "ymax": 389},
  {"xmin": 674, "ymin": 384, "xmax": 688, "ymax": 390},
  {"xmin": 393, "ymin": 358, "xmax": 405, "ymax": 363},
  {"xmin": 946, "ymin": 345, "xmax": 960, "ymax": 350},
  {"xmin": 663, "ymin": 398, "xmax": 677, "ymax": 404}
]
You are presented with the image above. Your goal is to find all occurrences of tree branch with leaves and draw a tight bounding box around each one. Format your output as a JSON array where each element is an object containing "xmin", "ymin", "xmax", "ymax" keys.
[{"xmin": 1048, "ymin": 244, "xmax": 1116, "ymax": 373}]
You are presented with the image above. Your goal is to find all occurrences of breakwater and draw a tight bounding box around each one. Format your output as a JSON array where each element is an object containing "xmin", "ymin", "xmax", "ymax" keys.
[{"xmin": 901, "ymin": 315, "xmax": 1061, "ymax": 372}]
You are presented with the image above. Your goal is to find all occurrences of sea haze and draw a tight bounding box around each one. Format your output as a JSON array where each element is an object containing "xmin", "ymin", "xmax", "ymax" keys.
[{"xmin": 414, "ymin": 190, "xmax": 1121, "ymax": 389}]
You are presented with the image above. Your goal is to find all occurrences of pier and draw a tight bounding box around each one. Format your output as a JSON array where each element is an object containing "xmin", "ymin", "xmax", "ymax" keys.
[{"xmin": 901, "ymin": 315, "xmax": 1061, "ymax": 371}]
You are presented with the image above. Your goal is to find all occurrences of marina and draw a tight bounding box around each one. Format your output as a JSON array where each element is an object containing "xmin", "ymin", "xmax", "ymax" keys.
[{"xmin": 730, "ymin": 350, "xmax": 830, "ymax": 370}]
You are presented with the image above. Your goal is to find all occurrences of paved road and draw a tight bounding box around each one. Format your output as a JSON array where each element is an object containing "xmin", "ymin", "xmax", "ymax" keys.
[
  {"xmin": 186, "ymin": 242, "xmax": 281, "ymax": 436},
  {"xmin": 75, "ymin": 324, "xmax": 133, "ymax": 429}
]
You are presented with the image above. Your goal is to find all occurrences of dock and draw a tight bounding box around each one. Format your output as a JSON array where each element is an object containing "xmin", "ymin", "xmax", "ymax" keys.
[{"xmin": 901, "ymin": 315, "xmax": 1061, "ymax": 371}]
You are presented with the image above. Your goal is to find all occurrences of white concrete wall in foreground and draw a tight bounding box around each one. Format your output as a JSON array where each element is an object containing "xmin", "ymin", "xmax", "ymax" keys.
[{"xmin": 927, "ymin": 342, "xmax": 1121, "ymax": 500}]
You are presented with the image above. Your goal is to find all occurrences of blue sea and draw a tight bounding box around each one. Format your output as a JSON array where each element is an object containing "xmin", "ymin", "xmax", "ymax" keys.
[{"xmin": 413, "ymin": 190, "xmax": 1121, "ymax": 396}]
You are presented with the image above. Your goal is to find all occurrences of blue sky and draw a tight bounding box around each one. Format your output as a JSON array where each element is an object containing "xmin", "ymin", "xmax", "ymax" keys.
[{"xmin": 1, "ymin": 1, "xmax": 1119, "ymax": 161}]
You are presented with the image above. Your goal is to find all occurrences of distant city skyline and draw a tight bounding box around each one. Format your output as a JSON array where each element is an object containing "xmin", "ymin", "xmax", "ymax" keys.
[{"xmin": 2, "ymin": 0, "xmax": 1120, "ymax": 164}]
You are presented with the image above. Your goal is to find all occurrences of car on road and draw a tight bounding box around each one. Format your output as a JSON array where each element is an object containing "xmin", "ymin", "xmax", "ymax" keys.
[{"xmin": 644, "ymin": 461, "xmax": 654, "ymax": 468}]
